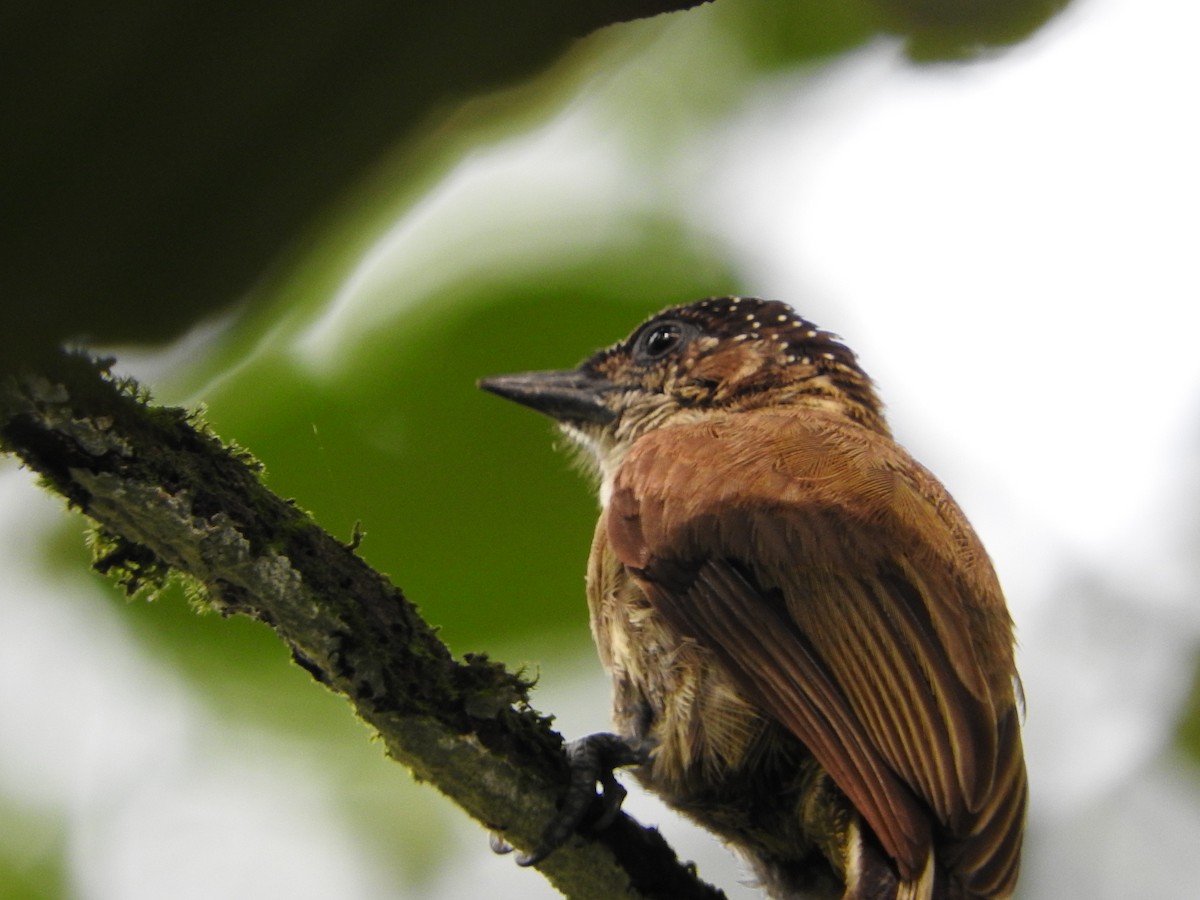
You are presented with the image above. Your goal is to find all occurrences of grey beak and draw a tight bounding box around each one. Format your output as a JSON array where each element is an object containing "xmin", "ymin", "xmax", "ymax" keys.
[{"xmin": 479, "ymin": 369, "xmax": 615, "ymax": 426}]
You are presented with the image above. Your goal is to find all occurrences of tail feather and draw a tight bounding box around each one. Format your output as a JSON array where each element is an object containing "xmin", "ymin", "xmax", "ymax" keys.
[
  {"xmin": 896, "ymin": 850, "xmax": 936, "ymax": 900},
  {"xmin": 940, "ymin": 710, "xmax": 1028, "ymax": 898},
  {"xmin": 846, "ymin": 711, "xmax": 1025, "ymax": 899}
]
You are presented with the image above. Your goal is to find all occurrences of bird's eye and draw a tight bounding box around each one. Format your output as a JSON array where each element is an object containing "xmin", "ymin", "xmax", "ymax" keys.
[{"xmin": 635, "ymin": 321, "xmax": 688, "ymax": 362}]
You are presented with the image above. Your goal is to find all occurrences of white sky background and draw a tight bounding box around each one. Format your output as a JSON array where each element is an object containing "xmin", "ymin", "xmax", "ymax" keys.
[{"xmin": 2, "ymin": 0, "xmax": 1199, "ymax": 897}]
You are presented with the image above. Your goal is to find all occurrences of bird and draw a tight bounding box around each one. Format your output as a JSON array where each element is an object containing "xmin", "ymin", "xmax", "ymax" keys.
[{"xmin": 479, "ymin": 297, "xmax": 1026, "ymax": 900}]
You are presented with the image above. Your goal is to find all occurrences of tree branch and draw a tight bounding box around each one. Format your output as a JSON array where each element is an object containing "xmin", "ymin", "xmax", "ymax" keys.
[{"xmin": 0, "ymin": 352, "xmax": 726, "ymax": 900}]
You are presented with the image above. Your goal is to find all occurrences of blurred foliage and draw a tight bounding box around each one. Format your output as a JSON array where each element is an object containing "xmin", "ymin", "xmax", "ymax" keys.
[
  {"xmin": 870, "ymin": 0, "xmax": 1071, "ymax": 59},
  {"xmin": 0, "ymin": 1, "xmax": 709, "ymax": 366},
  {"xmin": 0, "ymin": 0, "xmax": 1070, "ymax": 367},
  {"xmin": 1177, "ymin": 651, "xmax": 1200, "ymax": 766},
  {"xmin": 0, "ymin": 798, "xmax": 64, "ymax": 900},
  {"xmin": 2, "ymin": 0, "xmax": 1076, "ymax": 896}
]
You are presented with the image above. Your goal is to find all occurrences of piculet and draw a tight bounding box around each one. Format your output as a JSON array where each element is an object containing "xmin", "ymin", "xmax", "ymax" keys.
[{"xmin": 480, "ymin": 297, "xmax": 1026, "ymax": 900}]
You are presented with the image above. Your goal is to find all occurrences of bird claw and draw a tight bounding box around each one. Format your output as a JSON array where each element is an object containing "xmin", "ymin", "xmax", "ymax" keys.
[
  {"xmin": 506, "ymin": 732, "xmax": 649, "ymax": 868},
  {"xmin": 489, "ymin": 832, "xmax": 516, "ymax": 855}
]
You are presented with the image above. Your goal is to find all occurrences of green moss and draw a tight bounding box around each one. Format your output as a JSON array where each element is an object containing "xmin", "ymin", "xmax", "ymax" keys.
[
  {"xmin": 88, "ymin": 526, "xmax": 173, "ymax": 599},
  {"xmin": 1176, "ymin": 652, "xmax": 1200, "ymax": 766}
]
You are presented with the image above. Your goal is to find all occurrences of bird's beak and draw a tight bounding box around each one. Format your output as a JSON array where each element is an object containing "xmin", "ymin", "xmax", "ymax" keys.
[{"xmin": 479, "ymin": 369, "xmax": 616, "ymax": 426}]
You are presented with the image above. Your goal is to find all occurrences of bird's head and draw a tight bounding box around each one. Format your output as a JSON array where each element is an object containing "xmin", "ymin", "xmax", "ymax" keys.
[{"xmin": 480, "ymin": 297, "xmax": 888, "ymax": 494}]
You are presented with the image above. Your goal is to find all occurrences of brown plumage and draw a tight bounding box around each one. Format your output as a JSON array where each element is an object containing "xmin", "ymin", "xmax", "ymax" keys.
[{"xmin": 480, "ymin": 297, "xmax": 1026, "ymax": 899}]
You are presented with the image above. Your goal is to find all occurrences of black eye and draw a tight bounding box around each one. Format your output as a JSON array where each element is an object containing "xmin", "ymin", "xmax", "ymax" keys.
[{"xmin": 635, "ymin": 320, "xmax": 689, "ymax": 363}]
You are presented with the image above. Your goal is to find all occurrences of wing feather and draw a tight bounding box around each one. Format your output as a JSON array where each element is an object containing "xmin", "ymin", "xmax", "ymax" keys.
[
  {"xmin": 606, "ymin": 411, "xmax": 1025, "ymax": 889},
  {"xmin": 669, "ymin": 560, "xmax": 931, "ymax": 873}
]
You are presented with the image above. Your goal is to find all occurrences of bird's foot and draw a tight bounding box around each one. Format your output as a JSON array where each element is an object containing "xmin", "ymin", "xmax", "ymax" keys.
[{"xmin": 491, "ymin": 732, "xmax": 650, "ymax": 867}]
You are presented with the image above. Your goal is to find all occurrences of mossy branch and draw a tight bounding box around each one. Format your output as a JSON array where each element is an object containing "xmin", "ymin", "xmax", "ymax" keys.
[{"xmin": 0, "ymin": 352, "xmax": 726, "ymax": 900}]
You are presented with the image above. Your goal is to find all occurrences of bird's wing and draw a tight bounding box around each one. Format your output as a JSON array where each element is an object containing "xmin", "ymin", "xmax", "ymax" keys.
[{"xmin": 604, "ymin": 412, "xmax": 1024, "ymax": 885}]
